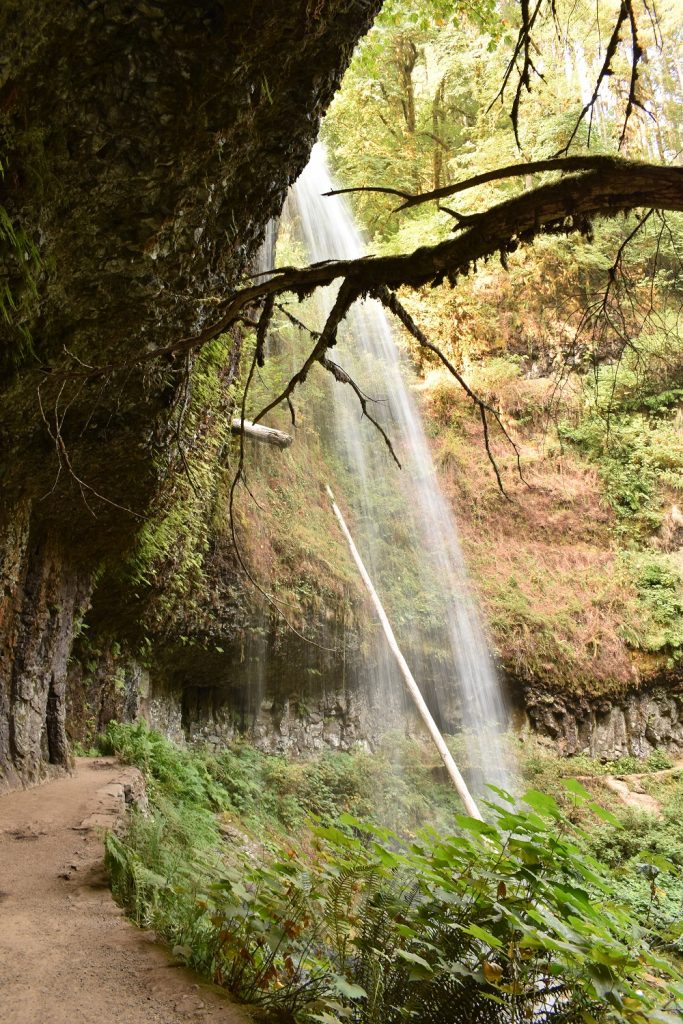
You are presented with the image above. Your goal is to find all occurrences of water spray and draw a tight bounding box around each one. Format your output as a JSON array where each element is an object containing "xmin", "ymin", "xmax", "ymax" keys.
[{"xmin": 325, "ymin": 484, "xmax": 483, "ymax": 820}]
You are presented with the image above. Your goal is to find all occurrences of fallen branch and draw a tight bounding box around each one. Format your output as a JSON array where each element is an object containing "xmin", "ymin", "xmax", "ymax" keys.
[
  {"xmin": 49, "ymin": 161, "xmax": 683, "ymax": 379},
  {"xmin": 230, "ymin": 419, "xmax": 293, "ymax": 449},
  {"xmin": 390, "ymin": 156, "xmax": 640, "ymax": 211},
  {"xmin": 326, "ymin": 483, "xmax": 483, "ymax": 820}
]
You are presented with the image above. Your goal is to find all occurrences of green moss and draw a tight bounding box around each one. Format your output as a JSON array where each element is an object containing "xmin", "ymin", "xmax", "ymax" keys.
[
  {"xmin": 0, "ymin": 156, "xmax": 41, "ymax": 370},
  {"xmin": 123, "ymin": 334, "xmax": 237, "ymax": 631},
  {"xmin": 619, "ymin": 553, "xmax": 683, "ymax": 655}
]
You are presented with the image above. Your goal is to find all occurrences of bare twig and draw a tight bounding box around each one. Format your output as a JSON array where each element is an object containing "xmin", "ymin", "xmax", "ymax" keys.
[
  {"xmin": 489, "ymin": 0, "xmax": 546, "ymax": 147},
  {"xmin": 37, "ymin": 379, "xmax": 142, "ymax": 518},
  {"xmin": 372, "ymin": 285, "xmax": 527, "ymax": 495},
  {"xmin": 619, "ymin": 0, "xmax": 650, "ymax": 150},
  {"xmin": 324, "ymin": 183, "xmax": 412, "ymax": 202},
  {"xmin": 602, "ymin": 209, "xmax": 655, "ymax": 312},
  {"xmin": 274, "ymin": 302, "xmax": 320, "ymax": 338},
  {"xmin": 557, "ymin": 0, "xmax": 629, "ymax": 154},
  {"xmin": 255, "ymin": 293, "xmax": 275, "ymax": 368},
  {"xmin": 253, "ymin": 280, "xmax": 358, "ymax": 426},
  {"xmin": 397, "ymin": 156, "xmax": 636, "ymax": 210},
  {"xmin": 320, "ymin": 355, "xmax": 401, "ymax": 467}
]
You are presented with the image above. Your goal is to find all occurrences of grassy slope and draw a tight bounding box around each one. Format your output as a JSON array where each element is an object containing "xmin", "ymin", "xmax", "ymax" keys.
[
  {"xmin": 231, "ymin": 274, "xmax": 683, "ymax": 698},
  {"xmin": 392, "ymin": 240, "xmax": 683, "ymax": 697}
]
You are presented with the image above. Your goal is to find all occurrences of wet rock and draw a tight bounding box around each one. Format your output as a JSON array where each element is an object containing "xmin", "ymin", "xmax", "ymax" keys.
[
  {"xmin": 0, "ymin": 0, "xmax": 382, "ymax": 787},
  {"xmin": 520, "ymin": 681, "xmax": 683, "ymax": 758}
]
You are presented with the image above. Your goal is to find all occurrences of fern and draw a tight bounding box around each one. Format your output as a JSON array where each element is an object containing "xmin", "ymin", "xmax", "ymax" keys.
[
  {"xmin": 102, "ymin": 724, "xmax": 683, "ymax": 1023},
  {"xmin": 105, "ymin": 831, "xmax": 167, "ymax": 925},
  {"xmin": 0, "ymin": 168, "xmax": 40, "ymax": 367}
]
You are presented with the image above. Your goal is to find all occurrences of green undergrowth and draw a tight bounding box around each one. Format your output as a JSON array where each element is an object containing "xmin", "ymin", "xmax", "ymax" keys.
[
  {"xmin": 558, "ymin": 408, "xmax": 683, "ymax": 543},
  {"xmin": 102, "ymin": 722, "xmax": 682, "ymax": 1023},
  {"xmin": 522, "ymin": 741, "xmax": 683, "ymax": 949},
  {"xmin": 555, "ymin": 359, "xmax": 683, "ymax": 665},
  {"xmin": 618, "ymin": 554, "xmax": 683, "ymax": 657},
  {"xmin": 222, "ymin": 323, "xmax": 367, "ymax": 639}
]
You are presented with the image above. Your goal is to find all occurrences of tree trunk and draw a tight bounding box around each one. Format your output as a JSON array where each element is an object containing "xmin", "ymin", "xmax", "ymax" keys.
[
  {"xmin": 326, "ymin": 486, "xmax": 483, "ymax": 820},
  {"xmin": 432, "ymin": 78, "xmax": 447, "ymax": 191}
]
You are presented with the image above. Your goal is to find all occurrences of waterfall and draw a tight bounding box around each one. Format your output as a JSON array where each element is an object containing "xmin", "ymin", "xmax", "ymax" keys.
[{"xmin": 278, "ymin": 144, "xmax": 510, "ymax": 789}]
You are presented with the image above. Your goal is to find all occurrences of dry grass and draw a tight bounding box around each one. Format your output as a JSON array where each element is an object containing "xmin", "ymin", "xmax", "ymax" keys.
[{"xmin": 420, "ymin": 371, "xmax": 646, "ymax": 693}]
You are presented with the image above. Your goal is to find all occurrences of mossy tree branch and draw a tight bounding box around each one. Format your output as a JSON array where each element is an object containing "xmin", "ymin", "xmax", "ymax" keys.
[
  {"xmin": 192, "ymin": 160, "xmax": 683, "ymax": 351},
  {"xmin": 54, "ymin": 160, "xmax": 682, "ymax": 381},
  {"xmin": 49, "ymin": 160, "xmax": 683, "ymax": 491}
]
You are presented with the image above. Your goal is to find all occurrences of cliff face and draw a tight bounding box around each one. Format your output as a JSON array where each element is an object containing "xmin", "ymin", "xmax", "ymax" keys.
[
  {"xmin": 519, "ymin": 677, "xmax": 683, "ymax": 759},
  {"xmin": 0, "ymin": 0, "xmax": 382, "ymax": 787}
]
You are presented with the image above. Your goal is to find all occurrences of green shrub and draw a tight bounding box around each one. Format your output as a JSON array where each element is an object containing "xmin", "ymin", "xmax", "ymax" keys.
[
  {"xmin": 104, "ymin": 725, "xmax": 683, "ymax": 1023},
  {"xmin": 646, "ymin": 749, "xmax": 674, "ymax": 772}
]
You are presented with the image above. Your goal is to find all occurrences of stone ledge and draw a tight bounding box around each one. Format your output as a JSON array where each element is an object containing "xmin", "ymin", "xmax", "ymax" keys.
[{"xmin": 75, "ymin": 760, "xmax": 147, "ymax": 832}]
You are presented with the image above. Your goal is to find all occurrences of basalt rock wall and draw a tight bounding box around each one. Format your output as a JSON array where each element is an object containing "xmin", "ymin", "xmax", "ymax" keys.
[
  {"xmin": 64, "ymin": 605, "xmax": 414, "ymax": 759},
  {"xmin": 0, "ymin": 0, "xmax": 382, "ymax": 787},
  {"xmin": 519, "ymin": 676, "xmax": 683, "ymax": 759},
  {"xmin": 66, "ymin": 627, "xmax": 683, "ymax": 763}
]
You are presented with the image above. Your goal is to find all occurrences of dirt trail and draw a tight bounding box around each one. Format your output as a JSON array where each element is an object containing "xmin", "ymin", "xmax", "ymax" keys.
[
  {"xmin": 575, "ymin": 760, "xmax": 683, "ymax": 817},
  {"xmin": 0, "ymin": 758, "xmax": 249, "ymax": 1024}
]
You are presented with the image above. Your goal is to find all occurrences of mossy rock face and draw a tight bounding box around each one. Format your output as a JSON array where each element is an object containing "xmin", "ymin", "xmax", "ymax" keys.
[
  {"xmin": 516, "ymin": 675, "xmax": 683, "ymax": 759},
  {"xmin": 0, "ymin": 0, "xmax": 381, "ymax": 549},
  {"xmin": 0, "ymin": 0, "xmax": 382, "ymax": 785}
]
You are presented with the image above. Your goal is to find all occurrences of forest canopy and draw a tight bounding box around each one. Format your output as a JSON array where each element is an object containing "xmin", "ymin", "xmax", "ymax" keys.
[{"xmin": 210, "ymin": 0, "xmax": 683, "ymax": 483}]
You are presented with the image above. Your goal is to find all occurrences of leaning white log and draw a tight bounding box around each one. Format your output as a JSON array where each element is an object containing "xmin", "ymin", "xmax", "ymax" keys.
[
  {"xmin": 326, "ymin": 484, "xmax": 483, "ymax": 821},
  {"xmin": 231, "ymin": 419, "xmax": 293, "ymax": 448}
]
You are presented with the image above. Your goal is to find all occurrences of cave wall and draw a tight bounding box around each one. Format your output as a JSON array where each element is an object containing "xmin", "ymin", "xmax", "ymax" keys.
[
  {"xmin": 0, "ymin": 0, "xmax": 383, "ymax": 787},
  {"xmin": 0, "ymin": 510, "xmax": 93, "ymax": 785},
  {"xmin": 63, "ymin": 586, "xmax": 416, "ymax": 758}
]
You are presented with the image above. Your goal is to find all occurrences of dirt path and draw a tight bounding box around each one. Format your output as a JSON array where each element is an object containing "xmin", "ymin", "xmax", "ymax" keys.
[
  {"xmin": 575, "ymin": 760, "xmax": 683, "ymax": 817},
  {"xmin": 0, "ymin": 758, "xmax": 250, "ymax": 1024}
]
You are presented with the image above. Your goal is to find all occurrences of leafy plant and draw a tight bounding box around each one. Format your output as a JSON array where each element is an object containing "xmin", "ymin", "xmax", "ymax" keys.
[
  {"xmin": 0, "ymin": 155, "xmax": 41, "ymax": 368},
  {"xmin": 104, "ymin": 724, "xmax": 683, "ymax": 1023}
]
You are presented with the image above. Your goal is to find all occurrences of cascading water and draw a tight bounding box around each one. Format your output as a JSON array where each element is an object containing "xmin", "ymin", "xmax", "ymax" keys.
[{"xmin": 277, "ymin": 144, "xmax": 510, "ymax": 789}]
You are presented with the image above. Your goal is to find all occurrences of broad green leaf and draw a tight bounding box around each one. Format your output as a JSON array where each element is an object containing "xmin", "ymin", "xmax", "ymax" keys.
[
  {"xmin": 455, "ymin": 815, "xmax": 499, "ymax": 839},
  {"xmin": 331, "ymin": 976, "xmax": 367, "ymax": 1000},
  {"xmin": 396, "ymin": 949, "xmax": 434, "ymax": 972},
  {"xmin": 522, "ymin": 789, "xmax": 562, "ymax": 818},
  {"xmin": 461, "ymin": 923, "xmax": 503, "ymax": 949},
  {"xmin": 587, "ymin": 801, "xmax": 621, "ymax": 827},
  {"xmin": 562, "ymin": 779, "xmax": 592, "ymax": 800}
]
